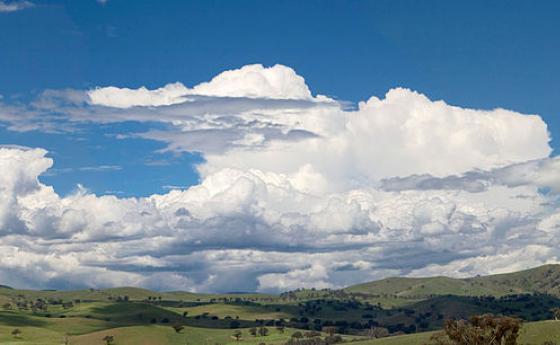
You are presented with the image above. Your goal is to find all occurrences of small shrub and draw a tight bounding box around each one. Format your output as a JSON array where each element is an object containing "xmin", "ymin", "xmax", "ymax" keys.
[{"xmin": 11, "ymin": 328, "xmax": 22, "ymax": 339}]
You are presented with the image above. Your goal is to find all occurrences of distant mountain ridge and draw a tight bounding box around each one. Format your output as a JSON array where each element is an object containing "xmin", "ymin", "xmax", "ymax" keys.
[{"xmin": 345, "ymin": 264, "xmax": 560, "ymax": 298}]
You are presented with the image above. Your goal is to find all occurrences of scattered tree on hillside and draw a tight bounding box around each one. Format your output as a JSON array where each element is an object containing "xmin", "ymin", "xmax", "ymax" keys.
[
  {"xmin": 172, "ymin": 323, "xmax": 185, "ymax": 333},
  {"xmin": 284, "ymin": 334, "xmax": 343, "ymax": 345},
  {"xmin": 551, "ymin": 307, "xmax": 560, "ymax": 320},
  {"xmin": 249, "ymin": 327, "xmax": 258, "ymax": 336},
  {"xmin": 62, "ymin": 301, "xmax": 74, "ymax": 309},
  {"xmin": 258, "ymin": 327, "xmax": 270, "ymax": 336},
  {"xmin": 366, "ymin": 326, "xmax": 389, "ymax": 338},
  {"xmin": 291, "ymin": 331, "xmax": 303, "ymax": 339},
  {"xmin": 233, "ymin": 330, "xmax": 242, "ymax": 342},
  {"xmin": 429, "ymin": 314, "xmax": 521, "ymax": 345},
  {"xmin": 102, "ymin": 335, "xmax": 115, "ymax": 345},
  {"xmin": 322, "ymin": 326, "xmax": 336, "ymax": 337},
  {"xmin": 303, "ymin": 331, "xmax": 321, "ymax": 338},
  {"xmin": 11, "ymin": 328, "xmax": 22, "ymax": 339},
  {"xmin": 325, "ymin": 335, "xmax": 344, "ymax": 344}
]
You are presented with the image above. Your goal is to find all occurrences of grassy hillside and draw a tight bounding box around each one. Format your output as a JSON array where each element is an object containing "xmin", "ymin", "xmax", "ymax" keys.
[
  {"xmin": 472, "ymin": 264, "xmax": 560, "ymax": 296},
  {"xmin": 346, "ymin": 276, "xmax": 482, "ymax": 297},
  {"xmin": 345, "ymin": 264, "xmax": 560, "ymax": 299},
  {"xmin": 0, "ymin": 286, "xmax": 275, "ymax": 304}
]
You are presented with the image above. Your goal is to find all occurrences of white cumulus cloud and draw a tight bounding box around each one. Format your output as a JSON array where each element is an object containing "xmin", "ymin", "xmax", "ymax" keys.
[
  {"xmin": 87, "ymin": 64, "xmax": 318, "ymax": 108},
  {"xmin": 0, "ymin": 145, "xmax": 558, "ymax": 292},
  {"xmin": 0, "ymin": 64, "xmax": 559, "ymax": 292},
  {"xmin": 0, "ymin": 0, "xmax": 33, "ymax": 12}
]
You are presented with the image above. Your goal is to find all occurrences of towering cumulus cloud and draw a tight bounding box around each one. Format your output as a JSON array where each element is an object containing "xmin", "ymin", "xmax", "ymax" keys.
[{"xmin": 0, "ymin": 64, "xmax": 558, "ymax": 292}]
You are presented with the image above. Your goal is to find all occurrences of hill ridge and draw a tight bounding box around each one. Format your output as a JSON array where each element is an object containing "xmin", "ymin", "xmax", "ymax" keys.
[{"xmin": 345, "ymin": 264, "xmax": 560, "ymax": 298}]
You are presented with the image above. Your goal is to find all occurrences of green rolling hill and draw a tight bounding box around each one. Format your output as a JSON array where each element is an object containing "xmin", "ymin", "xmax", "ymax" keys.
[{"xmin": 345, "ymin": 264, "xmax": 560, "ymax": 298}]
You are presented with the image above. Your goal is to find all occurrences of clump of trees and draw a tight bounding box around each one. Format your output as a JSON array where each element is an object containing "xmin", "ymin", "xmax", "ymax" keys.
[
  {"xmin": 429, "ymin": 314, "xmax": 521, "ymax": 345},
  {"xmin": 249, "ymin": 327, "xmax": 270, "ymax": 337},
  {"xmin": 284, "ymin": 329, "xmax": 343, "ymax": 345},
  {"xmin": 366, "ymin": 326, "xmax": 389, "ymax": 338}
]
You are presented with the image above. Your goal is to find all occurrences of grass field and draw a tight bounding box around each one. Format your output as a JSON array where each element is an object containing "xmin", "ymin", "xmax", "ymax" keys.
[
  {"xmin": 165, "ymin": 302, "xmax": 294, "ymax": 320},
  {"xmin": 70, "ymin": 325, "xmax": 335, "ymax": 345},
  {"xmin": 1, "ymin": 319, "xmax": 559, "ymax": 345},
  {"xmin": 0, "ymin": 320, "xmax": 360, "ymax": 345}
]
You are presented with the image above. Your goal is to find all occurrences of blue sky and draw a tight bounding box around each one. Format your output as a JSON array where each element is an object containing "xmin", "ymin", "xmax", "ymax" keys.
[
  {"xmin": 1, "ymin": 0, "xmax": 559, "ymax": 196},
  {"xmin": 1, "ymin": 0, "xmax": 560, "ymax": 292}
]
